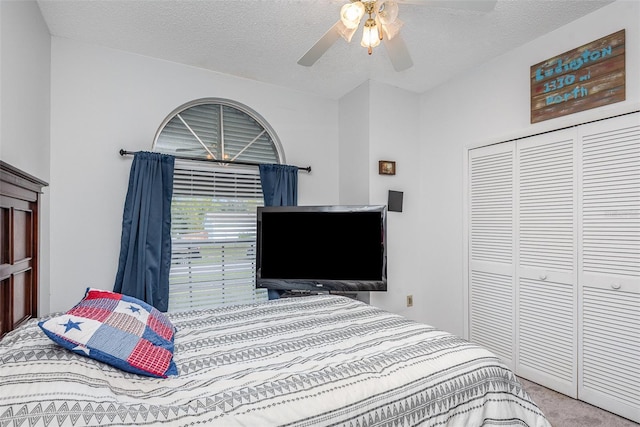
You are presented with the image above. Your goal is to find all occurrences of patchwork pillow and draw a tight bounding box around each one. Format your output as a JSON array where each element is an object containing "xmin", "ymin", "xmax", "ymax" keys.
[{"xmin": 39, "ymin": 288, "xmax": 178, "ymax": 378}]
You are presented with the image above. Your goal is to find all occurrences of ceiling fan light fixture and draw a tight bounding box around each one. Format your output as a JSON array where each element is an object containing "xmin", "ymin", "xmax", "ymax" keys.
[
  {"xmin": 360, "ymin": 18, "xmax": 381, "ymax": 54},
  {"xmin": 340, "ymin": 2, "xmax": 365, "ymax": 29},
  {"xmin": 299, "ymin": 0, "xmax": 495, "ymax": 70}
]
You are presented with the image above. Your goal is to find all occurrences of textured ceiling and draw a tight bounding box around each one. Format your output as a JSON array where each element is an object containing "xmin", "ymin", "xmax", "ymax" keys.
[{"xmin": 37, "ymin": 0, "xmax": 615, "ymax": 99}]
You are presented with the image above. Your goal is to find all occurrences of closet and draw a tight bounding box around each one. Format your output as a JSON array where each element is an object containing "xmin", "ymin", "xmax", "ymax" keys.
[{"xmin": 467, "ymin": 112, "xmax": 639, "ymax": 422}]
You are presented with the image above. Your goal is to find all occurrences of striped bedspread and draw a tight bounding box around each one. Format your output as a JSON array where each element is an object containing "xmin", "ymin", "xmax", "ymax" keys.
[{"xmin": 0, "ymin": 295, "xmax": 550, "ymax": 426}]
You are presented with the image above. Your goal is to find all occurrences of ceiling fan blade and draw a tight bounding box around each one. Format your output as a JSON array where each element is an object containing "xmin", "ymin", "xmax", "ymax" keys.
[
  {"xmin": 397, "ymin": 0, "xmax": 497, "ymax": 13},
  {"xmin": 383, "ymin": 34, "xmax": 413, "ymax": 71},
  {"xmin": 297, "ymin": 21, "xmax": 344, "ymax": 67}
]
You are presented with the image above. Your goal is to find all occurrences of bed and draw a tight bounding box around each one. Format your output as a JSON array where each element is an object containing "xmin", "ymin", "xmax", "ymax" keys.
[{"xmin": 0, "ymin": 294, "xmax": 550, "ymax": 426}]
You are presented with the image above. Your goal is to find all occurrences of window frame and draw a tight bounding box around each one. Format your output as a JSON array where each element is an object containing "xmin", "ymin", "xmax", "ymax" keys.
[
  {"xmin": 152, "ymin": 97, "xmax": 286, "ymax": 165},
  {"xmin": 152, "ymin": 98, "xmax": 284, "ymax": 311}
]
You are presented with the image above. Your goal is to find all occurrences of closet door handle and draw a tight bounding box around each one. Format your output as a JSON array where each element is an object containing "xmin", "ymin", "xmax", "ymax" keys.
[{"xmin": 611, "ymin": 283, "xmax": 621, "ymax": 290}]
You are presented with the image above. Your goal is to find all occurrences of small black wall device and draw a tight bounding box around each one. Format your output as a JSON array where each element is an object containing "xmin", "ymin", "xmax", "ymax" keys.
[{"xmin": 388, "ymin": 190, "xmax": 403, "ymax": 212}]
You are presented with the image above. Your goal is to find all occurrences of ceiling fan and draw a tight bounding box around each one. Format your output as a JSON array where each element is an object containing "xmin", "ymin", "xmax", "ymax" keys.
[{"xmin": 297, "ymin": 0, "xmax": 497, "ymax": 72}]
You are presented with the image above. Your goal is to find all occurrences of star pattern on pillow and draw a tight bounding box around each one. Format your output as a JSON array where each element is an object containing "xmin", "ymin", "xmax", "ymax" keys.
[
  {"xmin": 61, "ymin": 319, "xmax": 84, "ymax": 332},
  {"xmin": 128, "ymin": 305, "xmax": 141, "ymax": 314}
]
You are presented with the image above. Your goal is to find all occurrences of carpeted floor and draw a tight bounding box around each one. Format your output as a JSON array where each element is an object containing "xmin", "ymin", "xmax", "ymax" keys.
[{"xmin": 518, "ymin": 377, "xmax": 639, "ymax": 427}]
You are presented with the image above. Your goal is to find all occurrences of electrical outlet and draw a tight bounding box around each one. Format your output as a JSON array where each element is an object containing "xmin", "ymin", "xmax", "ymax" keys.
[{"xmin": 406, "ymin": 295, "xmax": 413, "ymax": 307}]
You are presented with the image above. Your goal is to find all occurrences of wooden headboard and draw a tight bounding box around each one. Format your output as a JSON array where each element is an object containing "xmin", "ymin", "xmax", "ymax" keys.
[{"xmin": 0, "ymin": 161, "xmax": 48, "ymax": 338}]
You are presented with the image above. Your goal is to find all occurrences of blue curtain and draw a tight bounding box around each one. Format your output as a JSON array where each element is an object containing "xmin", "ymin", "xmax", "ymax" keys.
[
  {"xmin": 259, "ymin": 164, "xmax": 298, "ymax": 300},
  {"xmin": 259, "ymin": 164, "xmax": 298, "ymax": 207},
  {"xmin": 114, "ymin": 152, "xmax": 175, "ymax": 312}
]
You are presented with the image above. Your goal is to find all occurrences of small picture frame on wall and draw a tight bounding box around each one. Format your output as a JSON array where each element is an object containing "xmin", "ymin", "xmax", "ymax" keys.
[{"xmin": 378, "ymin": 160, "xmax": 396, "ymax": 175}]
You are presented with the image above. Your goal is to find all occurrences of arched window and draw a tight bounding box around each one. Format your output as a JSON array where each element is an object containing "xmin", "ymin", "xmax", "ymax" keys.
[
  {"xmin": 153, "ymin": 99, "xmax": 282, "ymax": 311},
  {"xmin": 154, "ymin": 99, "xmax": 283, "ymax": 163}
]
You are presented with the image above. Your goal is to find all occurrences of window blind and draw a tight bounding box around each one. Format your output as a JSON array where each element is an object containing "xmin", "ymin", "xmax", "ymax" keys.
[
  {"xmin": 155, "ymin": 103, "xmax": 278, "ymax": 164},
  {"xmin": 168, "ymin": 159, "xmax": 268, "ymax": 311}
]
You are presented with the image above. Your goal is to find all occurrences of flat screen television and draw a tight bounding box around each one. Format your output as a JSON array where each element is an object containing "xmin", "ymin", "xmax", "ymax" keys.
[{"xmin": 256, "ymin": 205, "xmax": 387, "ymax": 293}]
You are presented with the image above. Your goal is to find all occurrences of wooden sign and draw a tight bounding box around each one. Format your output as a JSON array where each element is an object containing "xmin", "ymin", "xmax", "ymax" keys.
[{"xmin": 531, "ymin": 30, "xmax": 625, "ymax": 124}]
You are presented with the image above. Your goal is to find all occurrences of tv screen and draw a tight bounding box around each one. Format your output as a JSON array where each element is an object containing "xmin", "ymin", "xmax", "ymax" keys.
[{"xmin": 256, "ymin": 205, "xmax": 387, "ymax": 293}]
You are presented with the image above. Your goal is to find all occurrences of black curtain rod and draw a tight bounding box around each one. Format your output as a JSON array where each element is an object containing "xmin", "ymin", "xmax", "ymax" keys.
[{"xmin": 119, "ymin": 149, "xmax": 311, "ymax": 173}]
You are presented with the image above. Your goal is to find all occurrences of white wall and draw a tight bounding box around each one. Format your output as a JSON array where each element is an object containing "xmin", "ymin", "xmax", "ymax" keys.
[
  {"xmin": 1, "ymin": 0, "xmax": 51, "ymax": 314},
  {"xmin": 49, "ymin": 38, "xmax": 339, "ymax": 313},
  {"xmin": 1, "ymin": 0, "xmax": 51, "ymax": 179},
  {"xmin": 338, "ymin": 80, "xmax": 422, "ymax": 321},
  {"xmin": 367, "ymin": 81, "xmax": 421, "ymax": 320},
  {"xmin": 338, "ymin": 81, "xmax": 370, "ymax": 206},
  {"xmin": 420, "ymin": 0, "xmax": 640, "ymax": 336}
]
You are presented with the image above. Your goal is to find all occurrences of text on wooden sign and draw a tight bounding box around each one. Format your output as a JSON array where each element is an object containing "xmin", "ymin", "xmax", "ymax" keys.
[{"xmin": 530, "ymin": 30, "xmax": 625, "ymax": 123}]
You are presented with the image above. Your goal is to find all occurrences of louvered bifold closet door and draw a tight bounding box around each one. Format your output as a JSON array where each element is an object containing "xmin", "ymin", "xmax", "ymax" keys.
[
  {"xmin": 516, "ymin": 129, "xmax": 578, "ymax": 398},
  {"xmin": 578, "ymin": 112, "xmax": 640, "ymax": 423},
  {"xmin": 469, "ymin": 143, "xmax": 515, "ymax": 368}
]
